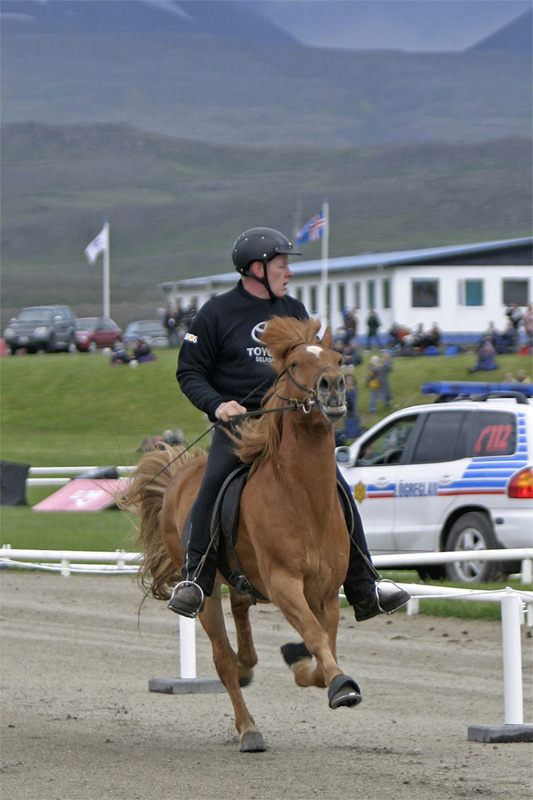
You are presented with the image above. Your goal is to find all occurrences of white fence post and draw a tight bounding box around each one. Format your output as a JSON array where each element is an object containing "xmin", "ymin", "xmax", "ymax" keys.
[
  {"xmin": 180, "ymin": 617, "xmax": 197, "ymax": 680},
  {"xmin": 501, "ymin": 590, "xmax": 524, "ymax": 725},
  {"xmin": 522, "ymin": 558, "xmax": 533, "ymax": 585}
]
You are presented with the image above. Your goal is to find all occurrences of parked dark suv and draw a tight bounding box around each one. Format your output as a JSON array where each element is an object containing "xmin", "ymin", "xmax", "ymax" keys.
[{"xmin": 3, "ymin": 305, "xmax": 77, "ymax": 354}]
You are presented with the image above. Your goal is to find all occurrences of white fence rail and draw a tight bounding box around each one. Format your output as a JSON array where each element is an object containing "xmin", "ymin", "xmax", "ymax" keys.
[
  {"xmin": 27, "ymin": 466, "xmax": 133, "ymax": 487},
  {"xmin": 2, "ymin": 546, "xmax": 531, "ymax": 582},
  {"xmin": 373, "ymin": 548, "xmax": 533, "ymax": 585}
]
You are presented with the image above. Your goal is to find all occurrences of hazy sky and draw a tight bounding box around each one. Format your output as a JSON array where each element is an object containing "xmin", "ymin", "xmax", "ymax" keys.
[{"xmin": 256, "ymin": 0, "xmax": 531, "ymax": 51}]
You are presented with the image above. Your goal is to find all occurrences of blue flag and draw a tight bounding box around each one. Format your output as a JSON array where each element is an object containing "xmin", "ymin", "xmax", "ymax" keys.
[{"xmin": 295, "ymin": 212, "xmax": 325, "ymax": 245}]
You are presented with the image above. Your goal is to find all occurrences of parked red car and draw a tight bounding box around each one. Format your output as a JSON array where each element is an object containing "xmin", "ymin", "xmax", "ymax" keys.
[{"xmin": 75, "ymin": 317, "xmax": 122, "ymax": 352}]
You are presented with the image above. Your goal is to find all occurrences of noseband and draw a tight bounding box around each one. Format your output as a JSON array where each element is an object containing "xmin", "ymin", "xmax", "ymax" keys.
[{"xmin": 274, "ymin": 364, "xmax": 341, "ymax": 414}]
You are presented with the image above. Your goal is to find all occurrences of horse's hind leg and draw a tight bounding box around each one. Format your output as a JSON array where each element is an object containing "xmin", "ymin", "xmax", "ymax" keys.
[
  {"xmin": 229, "ymin": 589, "xmax": 258, "ymax": 687},
  {"xmin": 199, "ymin": 586, "xmax": 266, "ymax": 753}
]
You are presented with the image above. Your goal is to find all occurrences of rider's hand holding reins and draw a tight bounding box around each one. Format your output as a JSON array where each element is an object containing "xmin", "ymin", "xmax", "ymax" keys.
[{"xmin": 215, "ymin": 400, "xmax": 247, "ymax": 422}]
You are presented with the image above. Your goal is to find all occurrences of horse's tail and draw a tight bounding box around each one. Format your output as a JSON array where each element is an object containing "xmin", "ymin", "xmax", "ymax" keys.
[{"xmin": 119, "ymin": 443, "xmax": 201, "ymax": 600}]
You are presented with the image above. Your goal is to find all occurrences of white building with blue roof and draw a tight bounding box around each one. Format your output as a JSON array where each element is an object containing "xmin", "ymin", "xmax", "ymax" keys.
[{"xmin": 158, "ymin": 237, "xmax": 532, "ymax": 342}]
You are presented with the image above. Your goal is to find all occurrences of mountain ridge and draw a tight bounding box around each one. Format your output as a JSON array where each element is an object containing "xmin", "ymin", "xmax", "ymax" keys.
[
  {"xmin": 2, "ymin": 31, "xmax": 530, "ymax": 146},
  {"xmin": 0, "ymin": 0, "xmax": 299, "ymax": 41}
]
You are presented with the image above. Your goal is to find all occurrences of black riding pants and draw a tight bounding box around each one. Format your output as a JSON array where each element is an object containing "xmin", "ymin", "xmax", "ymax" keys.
[{"xmin": 181, "ymin": 424, "xmax": 376, "ymax": 602}]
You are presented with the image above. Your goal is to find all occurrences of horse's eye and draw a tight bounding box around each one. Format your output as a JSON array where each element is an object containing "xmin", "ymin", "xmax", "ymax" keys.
[{"xmin": 290, "ymin": 361, "xmax": 297, "ymax": 370}]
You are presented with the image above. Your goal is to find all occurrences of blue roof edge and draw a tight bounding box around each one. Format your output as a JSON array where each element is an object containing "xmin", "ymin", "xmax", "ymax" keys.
[{"xmin": 160, "ymin": 236, "xmax": 532, "ymax": 290}]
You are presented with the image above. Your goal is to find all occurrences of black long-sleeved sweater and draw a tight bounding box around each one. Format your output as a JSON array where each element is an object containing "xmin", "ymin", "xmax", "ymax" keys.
[{"xmin": 176, "ymin": 280, "xmax": 308, "ymax": 421}]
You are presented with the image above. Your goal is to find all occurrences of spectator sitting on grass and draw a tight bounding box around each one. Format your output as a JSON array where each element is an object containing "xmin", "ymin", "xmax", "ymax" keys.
[
  {"xmin": 499, "ymin": 321, "xmax": 518, "ymax": 353},
  {"xmin": 422, "ymin": 322, "xmax": 441, "ymax": 350},
  {"xmin": 516, "ymin": 369, "xmax": 532, "ymax": 384},
  {"xmin": 133, "ymin": 337, "xmax": 155, "ymax": 363},
  {"xmin": 110, "ymin": 340, "xmax": 130, "ymax": 365},
  {"xmin": 469, "ymin": 339, "xmax": 498, "ymax": 373}
]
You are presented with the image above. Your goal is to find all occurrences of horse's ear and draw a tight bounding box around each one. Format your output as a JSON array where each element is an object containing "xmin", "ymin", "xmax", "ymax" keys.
[{"xmin": 321, "ymin": 327, "xmax": 333, "ymax": 349}]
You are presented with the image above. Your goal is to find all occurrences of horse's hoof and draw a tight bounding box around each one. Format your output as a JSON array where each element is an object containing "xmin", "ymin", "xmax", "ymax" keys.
[
  {"xmin": 281, "ymin": 641, "xmax": 312, "ymax": 667},
  {"xmin": 239, "ymin": 668, "xmax": 254, "ymax": 688},
  {"xmin": 240, "ymin": 731, "xmax": 267, "ymax": 752},
  {"xmin": 328, "ymin": 674, "xmax": 362, "ymax": 710}
]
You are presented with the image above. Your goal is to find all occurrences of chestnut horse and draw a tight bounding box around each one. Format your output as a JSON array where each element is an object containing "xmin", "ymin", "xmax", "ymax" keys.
[{"xmin": 121, "ymin": 316, "xmax": 361, "ymax": 753}]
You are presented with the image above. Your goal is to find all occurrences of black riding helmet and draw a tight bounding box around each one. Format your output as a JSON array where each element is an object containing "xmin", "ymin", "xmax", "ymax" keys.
[{"xmin": 232, "ymin": 227, "xmax": 302, "ymax": 300}]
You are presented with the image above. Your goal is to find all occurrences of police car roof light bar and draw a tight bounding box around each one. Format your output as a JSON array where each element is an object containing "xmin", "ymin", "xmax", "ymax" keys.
[{"xmin": 421, "ymin": 381, "xmax": 533, "ymax": 399}]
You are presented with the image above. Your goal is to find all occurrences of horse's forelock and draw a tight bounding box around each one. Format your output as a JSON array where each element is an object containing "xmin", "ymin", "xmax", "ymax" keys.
[{"xmin": 261, "ymin": 317, "xmax": 323, "ymax": 370}]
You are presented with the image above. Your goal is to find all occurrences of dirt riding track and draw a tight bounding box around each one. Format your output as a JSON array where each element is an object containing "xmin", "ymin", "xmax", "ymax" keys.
[{"xmin": 1, "ymin": 572, "xmax": 532, "ymax": 800}]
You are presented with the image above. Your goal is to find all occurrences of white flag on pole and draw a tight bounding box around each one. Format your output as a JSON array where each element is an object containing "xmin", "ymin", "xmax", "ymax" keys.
[{"xmin": 84, "ymin": 224, "xmax": 108, "ymax": 264}]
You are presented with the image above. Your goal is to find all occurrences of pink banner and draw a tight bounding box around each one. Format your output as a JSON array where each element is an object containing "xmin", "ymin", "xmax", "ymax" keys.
[{"xmin": 33, "ymin": 478, "xmax": 130, "ymax": 512}]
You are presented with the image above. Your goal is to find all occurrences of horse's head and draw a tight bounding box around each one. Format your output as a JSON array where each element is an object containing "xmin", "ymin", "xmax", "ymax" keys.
[{"xmin": 261, "ymin": 317, "xmax": 346, "ymax": 425}]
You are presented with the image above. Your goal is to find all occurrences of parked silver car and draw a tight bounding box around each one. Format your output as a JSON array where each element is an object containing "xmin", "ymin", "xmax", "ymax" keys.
[
  {"xmin": 3, "ymin": 305, "xmax": 76, "ymax": 354},
  {"xmin": 123, "ymin": 320, "xmax": 168, "ymax": 348}
]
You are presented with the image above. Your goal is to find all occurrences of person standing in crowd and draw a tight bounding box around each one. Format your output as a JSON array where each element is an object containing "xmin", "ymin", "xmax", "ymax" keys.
[
  {"xmin": 163, "ymin": 303, "xmax": 179, "ymax": 347},
  {"xmin": 366, "ymin": 306, "xmax": 381, "ymax": 350},
  {"xmin": 379, "ymin": 352, "xmax": 393, "ymax": 408},
  {"xmin": 168, "ymin": 226, "xmax": 408, "ymax": 622},
  {"xmin": 523, "ymin": 303, "xmax": 533, "ymax": 350},
  {"xmin": 505, "ymin": 301, "xmax": 523, "ymax": 342},
  {"xmin": 366, "ymin": 355, "xmax": 382, "ymax": 413}
]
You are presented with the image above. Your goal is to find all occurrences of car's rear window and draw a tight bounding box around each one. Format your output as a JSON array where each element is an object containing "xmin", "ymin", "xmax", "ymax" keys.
[{"xmin": 471, "ymin": 411, "xmax": 516, "ymax": 457}]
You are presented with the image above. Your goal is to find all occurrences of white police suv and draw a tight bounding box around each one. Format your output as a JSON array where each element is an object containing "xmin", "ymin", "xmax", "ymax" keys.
[{"xmin": 336, "ymin": 382, "xmax": 533, "ymax": 583}]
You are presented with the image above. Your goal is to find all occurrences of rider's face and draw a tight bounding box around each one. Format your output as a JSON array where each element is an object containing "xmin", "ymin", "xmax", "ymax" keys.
[{"xmin": 265, "ymin": 255, "xmax": 293, "ymax": 298}]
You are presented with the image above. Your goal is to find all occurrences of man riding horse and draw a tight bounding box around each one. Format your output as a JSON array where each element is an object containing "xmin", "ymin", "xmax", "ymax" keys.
[{"xmin": 169, "ymin": 226, "xmax": 409, "ymax": 621}]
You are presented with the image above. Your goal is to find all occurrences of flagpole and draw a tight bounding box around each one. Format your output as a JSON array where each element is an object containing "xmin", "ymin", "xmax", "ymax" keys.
[
  {"xmin": 103, "ymin": 220, "xmax": 110, "ymax": 319},
  {"xmin": 321, "ymin": 199, "xmax": 329, "ymax": 329}
]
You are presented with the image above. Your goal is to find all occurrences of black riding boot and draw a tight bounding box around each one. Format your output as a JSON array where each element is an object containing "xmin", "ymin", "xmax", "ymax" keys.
[{"xmin": 167, "ymin": 424, "xmax": 242, "ymax": 619}]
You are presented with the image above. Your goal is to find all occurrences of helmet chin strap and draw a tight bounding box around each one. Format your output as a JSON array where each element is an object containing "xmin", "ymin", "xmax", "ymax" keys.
[{"xmin": 249, "ymin": 259, "xmax": 276, "ymax": 301}]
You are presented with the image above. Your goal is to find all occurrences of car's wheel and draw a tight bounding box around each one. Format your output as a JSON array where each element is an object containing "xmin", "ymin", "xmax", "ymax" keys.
[
  {"xmin": 444, "ymin": 512, "xmax": 500, "ymax": 583},
  {"xmin": 46, "ymin": 335, "xmax": 57, "ymax": 354}
]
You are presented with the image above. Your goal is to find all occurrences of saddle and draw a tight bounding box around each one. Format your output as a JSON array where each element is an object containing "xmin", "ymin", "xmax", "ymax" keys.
[
  {"xmin": 208, "ymin": 465, "xmax": 356, "ymax": 605},
  {"xmin": 210, "ymin": 465, "xmax": 269, "ymax": 603}
]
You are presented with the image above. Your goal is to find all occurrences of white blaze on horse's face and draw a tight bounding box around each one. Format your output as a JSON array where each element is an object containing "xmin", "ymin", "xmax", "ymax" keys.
[{"xmin": 306, "ymin": 345, "xmax": 323, "ymax": 358}]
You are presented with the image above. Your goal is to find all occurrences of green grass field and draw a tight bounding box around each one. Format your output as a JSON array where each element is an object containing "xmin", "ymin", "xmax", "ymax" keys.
[{"xmin": 1, "ymin": 346, "xmax": 530, "ymax": 619}]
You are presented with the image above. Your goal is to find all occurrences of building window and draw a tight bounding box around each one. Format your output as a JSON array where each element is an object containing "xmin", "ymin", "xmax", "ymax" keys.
[
  {"xmin": 368, "ymin": 280, "xmax": 376, "ymax": 308},
  {"xmin": 412, "ymin": 279, "xmax": 439, "ymax": 307},
  {"xmin": 294, "ymin": 286, "xmax": 303, "ymax": 303},
  {"xmin": 503, "ymin": 279, "xmax": 529, "ymax": 306},
  {"xmin": 459, "ymin": 279, "xmax": 484, "ymax": 306},
  {"xmin": 337, "ymin": 283, "xmax": 346, "ymax": 312},
  {"xmin": 382, "ymin": 278, "xmax": 391, "ymax": 309},
  {"xmin": 353, "ymin": 282, "xmax": 360, "ymax": 309},
  {"xmin": 309, "ymin": 285, "xmax": 318, "ymax": 314}
]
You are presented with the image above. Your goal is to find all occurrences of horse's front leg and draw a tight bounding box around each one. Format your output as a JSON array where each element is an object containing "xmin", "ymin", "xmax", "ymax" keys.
[
  {"xmin": 199, "ymin": 586, "xmax": 266, "ymax": 752},
  {"xmin": 281, "ymin": 591, "xmax": 341, "ymax": 689},
  {"xmin": 269, "ymin": 573, "xmax": 361, "ymax": 709},
  {"xmin": 229, "ymin": 588, "xmax": 258, "ymax": 687}
]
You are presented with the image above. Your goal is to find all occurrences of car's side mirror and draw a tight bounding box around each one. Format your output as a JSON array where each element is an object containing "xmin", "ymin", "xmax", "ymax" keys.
[{"xmin": 335, "ymin": 446, "xmax": 352, "ymax": 464}]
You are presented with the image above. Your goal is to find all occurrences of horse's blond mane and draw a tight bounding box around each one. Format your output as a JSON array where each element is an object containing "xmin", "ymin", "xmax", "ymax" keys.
[{"xmin": 233, "ymin": 317, "xmax": 324, "ymax": 472}]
